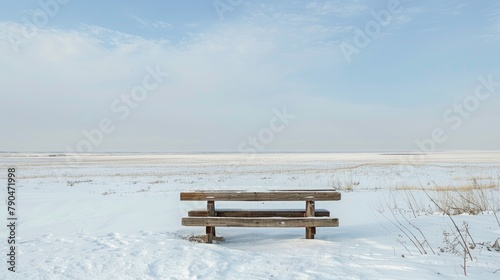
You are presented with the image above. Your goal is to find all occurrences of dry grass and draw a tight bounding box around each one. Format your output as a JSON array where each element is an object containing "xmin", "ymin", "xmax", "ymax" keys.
[
  {"xmin": 149, "ymin": 180, "xmax": 166, "ymax": 184},
  {"xmin": 67, "ymin": 179, "xmax": 93, "ymax": 187},
  {"xmin": 180, "ymin": 234, "xmax": 225, "ymax": 243},
  {"xmin": 394, "ymin": 178, "xmax": 500, "ymax": 220},
  {"xmin": 136, "ymin": 186, "xmax": 151, "ymax": 193},
  {"xmin": 452, "ymin": 175, "xmax": 494, "ymax": 181},
  {"xmin": 329, "ymin": 174, "xmax": 359, "ymax": 192},
  {"xmin": 432, "ymin": 183, "xmax": 497, "ymax": 192},
  {"xmin": 393, "ymin": 183, "xmax": 497, "ymax": 192},
  {"xmin": 437, "ymin": 188, "xmax": 499, "ymax": 216},
  {"xmin": 102, "ymin": 190, "xmax": 117, "ymax": 196}
]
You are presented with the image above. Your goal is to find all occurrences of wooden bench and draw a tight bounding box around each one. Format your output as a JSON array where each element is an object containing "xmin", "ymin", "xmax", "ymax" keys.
[{"xmin": 180, "ymin": 190, "xmax": 341, "ymax": 243}]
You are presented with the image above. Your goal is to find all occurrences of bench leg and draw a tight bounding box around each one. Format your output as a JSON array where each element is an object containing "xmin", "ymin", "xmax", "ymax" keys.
[
  {"xmin": 306, "ymin": 228, "xmax": 314, "ymax": 239},
  {"xmin": 206, "ymin": 226, "xmax": 214, "ymax": 244},
  {"xmin": 207, "ymin": 200, "xmax": 215, "ymax": 243},
  {"xmin": 305, "ymin": 200, "xmax": 315, "ymax": 239}
]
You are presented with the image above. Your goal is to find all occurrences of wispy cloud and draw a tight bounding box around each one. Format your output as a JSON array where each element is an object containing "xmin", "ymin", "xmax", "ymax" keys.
[
  {"xmin": 131, "ymin": 15, "xmax": 172, "ymax": 30},
  {"xmin": 0, "ymin": 19, "xmax": 347, "ymax": 150},
  {"xmin": 3, "ymin": 1, "xmax": 500, "ymax": 151},
  {"xmin": 239, "ymin": 2, "xmax": 360, "ymax": 49},
  {"xmin": 306, "ymin": 0, "xmax": 367, "ymax": 17},
  {"xmin": 78, "ymin": 23, "xmax": 169, "ymax": 55},
  {"xmin": 449, "ymin": 2, "xmax": 467, "ymax": 16},
  {"xmin": 483, "ymin": 22, "xmax": 500, "ymax": 41},
  {"xmin": 486, "ymin": 5, "xmax": 500, "ymax": 19},
  {"xmin": 483, "ymin": 3, "xmax": 500, "ymax": 41}
]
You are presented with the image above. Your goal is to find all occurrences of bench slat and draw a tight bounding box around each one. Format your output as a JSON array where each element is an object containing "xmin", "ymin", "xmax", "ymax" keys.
[
  {"xmin": 182, "ymin": 217, "xmax": 339, "ymax": 227},
  {"xmin": 180, "ymin": 191, "xmax": 340, "ymax": 201},
  {"xmin": 188, "ymin": 209, "xmax": 330, "ymax": 217}
]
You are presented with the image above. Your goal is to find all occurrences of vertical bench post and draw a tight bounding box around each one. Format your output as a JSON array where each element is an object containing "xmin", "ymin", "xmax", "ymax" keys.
[
  {"xmin": 305, "ymin": 196, "xmax": 316, "ymax": 239},
  {"xmin": 206, "ymin": 198, "xmax": 215, "ymax": 244}
]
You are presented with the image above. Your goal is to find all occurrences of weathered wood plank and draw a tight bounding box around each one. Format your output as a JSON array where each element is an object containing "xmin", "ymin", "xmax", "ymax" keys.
[
  {"xmin": 269, "ymin": 189, "xmax": 339, "ymax": 192},
  {"xmin": 188, "ymin": 209, "xmax": 330, "ymax": 217},
  {"xmin": 180, "ymin": 191, "xmax": 341, "ymax": 201},
  {"xmin": 182, "ymin": 217, "xmax": 339, "ymax": 227}
]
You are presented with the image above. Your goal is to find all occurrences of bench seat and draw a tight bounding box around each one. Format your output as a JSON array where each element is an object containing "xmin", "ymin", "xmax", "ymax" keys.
[{"xmin": 188, "ymin": 208, "xmax": 330, "ymax": 218}]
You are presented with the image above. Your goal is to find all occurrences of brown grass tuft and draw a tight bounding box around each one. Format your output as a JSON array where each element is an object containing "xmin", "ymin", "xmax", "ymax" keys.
[
  {"xmin": 181, "ymin": 234, "xmax": 225, "ymax": 243},
  {"xmin": 393, "ymin": 183, "xmax": 497, "ymax": 192}
]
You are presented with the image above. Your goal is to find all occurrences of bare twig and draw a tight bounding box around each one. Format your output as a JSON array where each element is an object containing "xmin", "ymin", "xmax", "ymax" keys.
[
  {"xmin": 372, "ymin": 208, "xmax": 413, "ymax": 256},
  {"xmin": 393, "ymin": 199, "xmax": 435, "ymax": 254},
  {"xmin": 423, "ymin": 188, "xmax": 473, "ymax": 261},
  {"xmin": 382, "ymin": 196, "xmax": 426, "ymax": 255}
]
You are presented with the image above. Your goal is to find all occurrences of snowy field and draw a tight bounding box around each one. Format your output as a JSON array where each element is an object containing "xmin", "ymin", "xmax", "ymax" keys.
[{"xmin": 1, "ymin": 152, "xmax": 500, "ymax": 279}]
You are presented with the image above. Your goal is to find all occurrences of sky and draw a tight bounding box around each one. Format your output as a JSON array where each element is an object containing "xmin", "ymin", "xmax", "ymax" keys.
[{"xmin": 1, "ymin": 0, "xmax": 500, "ymax": 153}]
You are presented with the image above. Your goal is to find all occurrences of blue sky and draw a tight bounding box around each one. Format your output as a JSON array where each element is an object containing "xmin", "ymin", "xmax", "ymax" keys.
[{"xmin": 1, "ymin": 0, "xmax": 500, "ymax": 152}]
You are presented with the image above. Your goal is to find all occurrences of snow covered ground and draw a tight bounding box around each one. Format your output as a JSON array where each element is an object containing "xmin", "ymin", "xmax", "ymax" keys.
[{"xmin": 1, "ymin": 152, "xmax": 500, "ymax": 279}]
